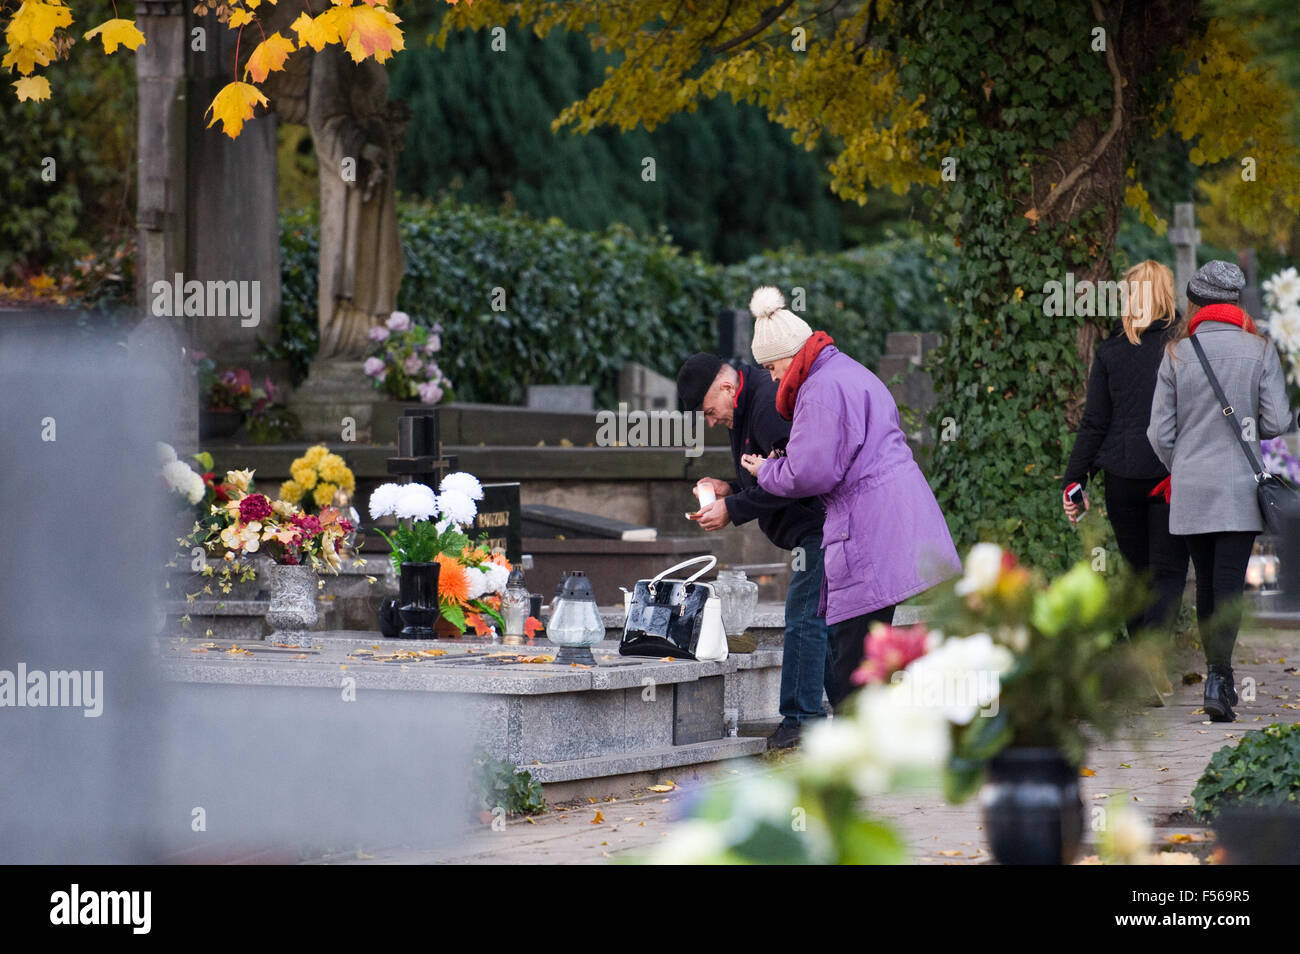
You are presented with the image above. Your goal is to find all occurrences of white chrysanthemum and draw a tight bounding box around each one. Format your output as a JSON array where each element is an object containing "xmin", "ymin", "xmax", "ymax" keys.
[
  {"xmin": 394, "ymin": 483, "xmax": 439, "ymax": 521},
  {"xmin": 463, "ymin": 567, "xmax": 491, "ymax": 600},
  {"xmin": 1267, "ymin": 306, "xmax": 1300, "ymax": 356},
  {"xmin": 437, "ymin": 489, "xmax": 477, "ymax": 526},
  {"xmin": 955, "ymin": 542, "xmax": 1004, "ymax": 596},
  {"xmin": 1263, "ymin": 267, "xmax": 1300, "ymax": 311},
  {"xmin": 481, "ymin": 563, "xmax": 510, "ymax": 595},
  {"xmin": 749, "ymin": 285, "xmax": 786, "ymax": 320},
  {"xmin": 155, "ymin": 442, "xmax": 178, "ymax": 467},
  {"xmin": 162, "ymin": 459, "xmax": 195, "ymax": 494},
  {"xmin": 440, "ymin": 471, "xmax": 484, "ymax": 501},
  {"xmin": 801, "ymin": 682, "xmax": 950, "ymax": 797},
  {"xmin": 185, "ymin": 469, "xmax": 205, "ymax": 504},
  {"xmin": 368, "ymin": 482, "xmax": 405, "ymax": 520},
  {"xmin": 896, "ymin": 632, "xmax": 1014, "ymax": 725}
]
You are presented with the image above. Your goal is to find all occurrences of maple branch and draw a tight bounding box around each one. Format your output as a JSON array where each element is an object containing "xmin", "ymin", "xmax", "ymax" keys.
[
  {"xmin": 707, "ymin": 0, "xmax": 796, "ymax": 55},
  {"xmin": 1031, "ymin": 0, "xmax": 1125, "ymax": 221}
]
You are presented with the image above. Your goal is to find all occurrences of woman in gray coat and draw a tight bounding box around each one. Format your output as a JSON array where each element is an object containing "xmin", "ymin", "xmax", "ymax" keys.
[{"xmin": 1147, "ymin": 261, "xmax": 1294, "ymax": 721}]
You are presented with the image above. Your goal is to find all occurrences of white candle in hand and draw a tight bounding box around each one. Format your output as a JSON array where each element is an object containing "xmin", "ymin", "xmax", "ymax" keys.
[{"xmin": 695, "ymin": 481, "xmax": 717, "ymax": 508}]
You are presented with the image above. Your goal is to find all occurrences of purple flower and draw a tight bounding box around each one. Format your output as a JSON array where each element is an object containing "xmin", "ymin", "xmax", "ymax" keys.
[
  {"xmin": 368, "ymin": 325, "xmax": 390, "ymax": 342},
  {"xmin": 386, "ymin": 311, "xmax": 411, "ymax": 332},
  {"xmin": 417, "ymin": 381, "xmax": 444, "ymax": 405},
  {"xmin": 426, "ymin": 361, "xmax": 443, "ymax": 379},
  {"xmin": 432, "ymin": 322, "xmax": 444, "ymax": 334},
  {"xmin": 423, "ymin": 334, "xmax": 441, "ymax": 354},
  {"xmin": 403, "ymin": 354, "xmax": 424, "ymax": 375},
  {"xmin": 363, "ymin": 357, "xmax": 386, "ymax": 378}
]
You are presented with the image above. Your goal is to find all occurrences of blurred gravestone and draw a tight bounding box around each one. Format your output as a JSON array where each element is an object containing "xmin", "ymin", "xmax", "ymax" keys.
[
  {"xmin": 718, "ymin": 308, "xmax": 753, "ymax": 363},
  {"xmin": 127, "ymin": 315, "xmax": 198, "ymax": 451},
  {"xmin": 619, "ymin": 362, "xmax": 678, "ymax": 411},
  {"xmin": 526, "ymin": 385, "xmax": 594, "ymax": 412},
  {"xmin": 1169, "ymin": 203, "xmax": 1200, "ymax": 316}
]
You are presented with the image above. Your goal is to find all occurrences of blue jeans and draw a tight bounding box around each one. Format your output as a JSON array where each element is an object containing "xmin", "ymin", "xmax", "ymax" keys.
[{"xmin": 779, "ymin": 532, "xmax": 832, "ymax": 726}]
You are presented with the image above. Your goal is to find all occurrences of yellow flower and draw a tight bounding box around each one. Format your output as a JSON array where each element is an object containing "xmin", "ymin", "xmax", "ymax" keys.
[
  {"xmin": 225, "ymin": 469, "xmax": 255, "ymax": 493},
  {"xmin": 272, "ymin": 498, "xmax": 297, "ymax": 518},
  {"xmin": 313, "ymin": 481, "xmax": 338, "ymax": 509},
  {"xmin": 290, "ymin": 461, "xmax": 318, "ymax": 489},
  {"xmin": 319, "ymin": 454, "xmax": 350, "ymax": 484},
  {"xmin": 340, "ymin": 469, "xmax": 356, "ymax": 494},
  {"xmin": 302, "ymin": 445, "xmax": 328, "ymax": 466},
  {"xmin": 280, "ymin": 479, "xmax": 304, "ymax": 503}
]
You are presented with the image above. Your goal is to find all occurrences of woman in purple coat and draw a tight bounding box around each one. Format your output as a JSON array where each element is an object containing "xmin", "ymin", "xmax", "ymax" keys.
[{"xmin": 739, "ymin": 287, "xmax": 962, "ymax": 708}]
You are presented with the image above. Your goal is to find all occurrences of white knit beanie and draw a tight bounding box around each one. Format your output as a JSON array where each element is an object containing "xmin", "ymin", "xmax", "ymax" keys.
[{"xmin": 749, "ymin": 287, "xmax": 813, "ymax": 364}]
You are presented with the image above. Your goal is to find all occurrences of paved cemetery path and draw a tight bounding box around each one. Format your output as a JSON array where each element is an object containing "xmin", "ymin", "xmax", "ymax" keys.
[{"xmin": 318, "ymin": 628, "xmax": 1299, "ymax": 865}]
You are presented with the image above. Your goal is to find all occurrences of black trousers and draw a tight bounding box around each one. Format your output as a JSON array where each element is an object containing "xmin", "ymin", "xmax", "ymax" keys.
[
  {"xmin": 828, "ymin": 603, "xmax": 897, "ymax": 710},
  {"xmin": 1183, "ymin": 531, "xmax": 1257, "ymax": 672},
  {"xmin": 1103, "ymin": 472, "xmax": 1189, "ymax": 638}
]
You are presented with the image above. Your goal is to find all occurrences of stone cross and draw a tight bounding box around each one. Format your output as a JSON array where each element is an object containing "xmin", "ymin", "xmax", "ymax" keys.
[
  {"xmin": 1169, "ymin": 202, "xmax": 1201, "ymax": 316},
  {"xmin": 386, "ymin": 407, "xmax": 457, "ymax": 491}
]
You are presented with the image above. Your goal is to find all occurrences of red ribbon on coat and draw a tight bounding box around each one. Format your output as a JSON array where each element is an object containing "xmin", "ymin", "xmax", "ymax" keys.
[
  {"xmin": 1150, "ymin": 476, "xmax": 1172, "ymax": 504},
  {"xmin": 775, "ymin": 331, "xmax": 835, "ymax": 421}
]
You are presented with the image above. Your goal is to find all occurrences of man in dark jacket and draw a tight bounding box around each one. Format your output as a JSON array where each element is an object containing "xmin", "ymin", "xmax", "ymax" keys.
[{"xmin": 677, "ymin": 353, "xmax": 828, "ymax": 749}]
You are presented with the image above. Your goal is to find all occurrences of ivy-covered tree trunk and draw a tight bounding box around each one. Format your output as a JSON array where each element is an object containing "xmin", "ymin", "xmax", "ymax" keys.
[{"xmin": 911, "ymin": 0, "xmax": 1199, "ymax": 570}]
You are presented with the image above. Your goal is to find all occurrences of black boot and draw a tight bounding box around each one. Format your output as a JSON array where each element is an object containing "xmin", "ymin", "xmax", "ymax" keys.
[{"xmin": 1204, "ymin": 670, "xmax": 1236, "ymax": 722}]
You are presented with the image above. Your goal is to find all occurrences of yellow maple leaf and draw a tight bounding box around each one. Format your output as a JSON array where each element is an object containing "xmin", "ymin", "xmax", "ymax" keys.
[
  {"xmin": 204, "ymin": 81, "xmax": 268, "ymax": 139},
  {"xmin": 336, "ymin": 4, "xmax": 403, "ymax": 64},
  {"xmin": 2, "ymin": 40, "xmax": 56, "ymax": 75},
  {"xmin": 228, "ymin": 9, "xmax": 255, "ymax": 29},
  {"xmin": 244, "ymin": 31, "xmax": 295, "ymax": 82},
  {"xmin": 7, "ymin": 1, "xmax": 73, "ymax": 48},
  {"xmin": 83, "ymin": 18, "xmax": 146, "ymax": 54},
  {"xmin": 12, "ymin": 74, "xmax": 51, "ymax": 102},
  {"xmin": 290, "ymin": 11, "xmax": 330, "ymax": 51}
]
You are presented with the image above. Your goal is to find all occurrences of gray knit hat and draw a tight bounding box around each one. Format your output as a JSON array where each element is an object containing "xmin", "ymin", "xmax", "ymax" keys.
[{"xmin": 1187, "ymin": 260, "xmax": 1246, "ymax": 307}]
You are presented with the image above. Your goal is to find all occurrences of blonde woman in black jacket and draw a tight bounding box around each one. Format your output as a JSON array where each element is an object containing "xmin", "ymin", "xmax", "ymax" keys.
[{"xmin": 1062, "ymin": 260, "xmax": 1189, "ymax": 669}]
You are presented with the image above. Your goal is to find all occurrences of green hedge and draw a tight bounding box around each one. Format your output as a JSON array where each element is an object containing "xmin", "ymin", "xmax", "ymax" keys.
[{"xmin": 275, "ymin": 201, "xmax": 954, "ymax": 406}]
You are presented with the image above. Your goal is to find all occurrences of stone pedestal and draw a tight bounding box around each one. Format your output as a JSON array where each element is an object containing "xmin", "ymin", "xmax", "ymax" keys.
[{"xmin": 287, "ymin": 359, "xmax": 376, "ymax": 441}]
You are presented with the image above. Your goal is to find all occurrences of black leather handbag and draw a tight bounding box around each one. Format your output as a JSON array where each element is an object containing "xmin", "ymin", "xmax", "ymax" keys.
[
  {"xmin": 1191, "ymin": 336, "xmax": 1300, "ymax": 535},
  {"xmin": 618, "ymin": 555, "xmax": 727, "ymax": 661}
]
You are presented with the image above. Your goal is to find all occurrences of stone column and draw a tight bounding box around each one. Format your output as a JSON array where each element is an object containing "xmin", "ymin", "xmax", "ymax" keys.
[
  {"xmin": 1169, "ymin": 203, "xmax": 1200, "ymax": 316},
  {"xmin": 185, "ymin": 10, "xmax": 282, "ymax": 363},
  {"xmin": 135, "ymin": 1, "xmax": 189, "ymax": 317}
]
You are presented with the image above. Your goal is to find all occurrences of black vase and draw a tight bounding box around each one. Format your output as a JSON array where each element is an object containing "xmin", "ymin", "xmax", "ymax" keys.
[
  {"xmin": 981, "ymin": 747, "xmax": 1083, "ymax": 865},
  {"xmin": 398, "ymin": 562, "xmax": 440, "ymax": 639},
  {"xmin": 378, "ymin": 598, "xmax": 402, "ymax": 639}
]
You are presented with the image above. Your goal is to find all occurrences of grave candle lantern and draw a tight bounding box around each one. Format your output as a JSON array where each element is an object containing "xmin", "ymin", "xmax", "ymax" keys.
[{"xmin": 547, "ymin": 571, "xmax": 604, "ymax": 665}]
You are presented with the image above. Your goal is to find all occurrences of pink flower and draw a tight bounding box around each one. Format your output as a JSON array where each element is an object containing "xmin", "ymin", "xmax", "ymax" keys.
[
  {"xmin": 417, "ymin": 381, "xmax": 444, "ymax": 404},
  {"xmin": 368, "ymin": 325, "xmax": 390, "ymax": 342},
  {"xmin": 425, "ymin": 361, "xmax": 443, "ymax": 380},
  {"xmin": 363, "ymin": 357, "xmax": 386, "ymax": 378},
  {"xmin": 424, "ymin": 334, "xmax": 441, "ymax": 354},
  {"xmin": 403, "ymin": 354, "xmax": 424, "ymax": 375},
  {"xmin": 852, "ymin": 623, "xmax": 930, "ymax": 685},
  {"xmin": 385, "ymin": 311, "xmax": 411, "ymax": 332}
]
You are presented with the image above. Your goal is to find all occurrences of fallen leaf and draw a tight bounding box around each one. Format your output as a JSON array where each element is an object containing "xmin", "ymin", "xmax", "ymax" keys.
[
  {"xmin": 591, "ymin": 811, "xmax": 605, "ymax": 824},
  {"xmin": 647, "ymin": 783, "xmax": 675, "ymax": 793},
  {"xmin": 937, "ymin": 850, "xmax": 963, "ymax": 856},
  {"xmin": 1079, "ymin": 767, "xmax": 1096, "ymax": 777}
]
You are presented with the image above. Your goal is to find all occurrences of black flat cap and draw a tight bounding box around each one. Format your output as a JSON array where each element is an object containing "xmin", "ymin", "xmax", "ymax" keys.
[{"xmin": 676, "ymin": 353, "xmax": 724, "ymax": 411}]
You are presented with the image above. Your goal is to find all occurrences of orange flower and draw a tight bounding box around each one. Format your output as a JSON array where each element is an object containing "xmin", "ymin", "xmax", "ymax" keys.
[
  {"xmin": 483, "ymin": 594, "xmax": 501, "ymax": 611},
  {"xmin": 490, "ymin": 552, "xmax": 511, "ymax": 569},
  {"xmin": 436, "ymin": 554, "xmax": 470, "ymax": 606}
]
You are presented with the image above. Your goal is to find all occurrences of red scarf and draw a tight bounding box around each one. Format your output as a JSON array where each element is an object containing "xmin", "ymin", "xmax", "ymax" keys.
[
  {"xmin": 775, "ymin": 332, "xmax": 835, "ymax": 421},
  {"xmin": 1187, "ymin": 302, "xmax": 1256, "ymax": 336},
  {"xmin": 1148, "ymin": 304, "xmax": 1257, "ymax": 505}
]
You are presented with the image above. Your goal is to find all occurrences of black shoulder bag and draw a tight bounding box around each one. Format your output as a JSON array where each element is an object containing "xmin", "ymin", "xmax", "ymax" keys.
[{"xmin": 1190, "ymin": 335, "xmax": 1300, "ymax": 535}]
